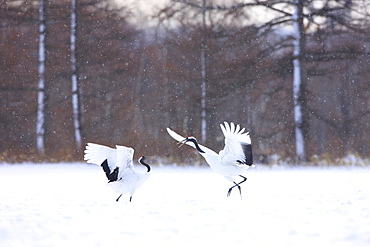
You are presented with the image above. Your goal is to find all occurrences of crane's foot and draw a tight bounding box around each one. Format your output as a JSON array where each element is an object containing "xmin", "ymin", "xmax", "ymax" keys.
[
  {"xmin": 116, "ymin": 194, "xmax": 122, "ymax": 202},
  {"xmin": 227, "ymin": 183, "xmax": 241, "ymax": 197},
  {"xmin": 226, "ymin": 176, "xmax": 247, "ymax": 198},
  {"xmin": 227, "ymin": 187, "xmax": 233, "ymax": 197}
]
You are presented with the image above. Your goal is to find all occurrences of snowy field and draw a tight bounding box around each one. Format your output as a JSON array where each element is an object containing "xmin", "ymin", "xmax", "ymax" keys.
[{"xmin": 0, "ymin": 163, "xmax": 370, "ymax": 247}]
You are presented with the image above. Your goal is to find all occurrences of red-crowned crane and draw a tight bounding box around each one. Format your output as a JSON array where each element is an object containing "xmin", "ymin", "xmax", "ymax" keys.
[
  {"xmin": 167, "ymin": 122, "xmax": 254, "ymax": 198},
  {"xmin": 84, "ymin": 143, "xmax": 151, "ymax": 202}
]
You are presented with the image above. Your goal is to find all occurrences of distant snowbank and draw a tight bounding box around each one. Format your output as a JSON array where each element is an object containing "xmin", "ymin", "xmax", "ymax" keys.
[{"xmin": 1, "ymin": 152, "xmax": 369, "ymax": 168}]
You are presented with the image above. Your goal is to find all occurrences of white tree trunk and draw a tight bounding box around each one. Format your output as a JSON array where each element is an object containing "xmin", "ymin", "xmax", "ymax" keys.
[
  {"xmin": 71, "ymin": 0, "xmax": 82, "ymax": 149},
  {"xmin": 36, "ymin": 0, "xmax": 46, "ymax": 153},
  {"xmin": 246, "ymin": 81, "xmax": 254, "ymax": 131},
  {"xmin": 292, "ymin": 0, "xmax": 306, "ymax": 162},
  {"xmin": 200, "ymin": 0, "xmax": 207, "ymax": 142}
]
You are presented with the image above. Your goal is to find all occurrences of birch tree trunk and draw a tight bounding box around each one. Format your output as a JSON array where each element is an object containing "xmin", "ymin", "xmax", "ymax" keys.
[
  {"xmin": 200, "ymin": 0, "xmax": 207, "ymax": 143},
  {"xmin": 246, "ymin": 81, "xmax": 254, "ymax": 133},
  {"xmin": 292, "ymin": 0, "xmax": 306, "ymax": 162},
  {"xmin": 71, "ymin": 0, "xmax": 82, "ymax": 150},
  {"xmin": 36, "ymin": 0, "xmax": 47, "ymax": 154}
]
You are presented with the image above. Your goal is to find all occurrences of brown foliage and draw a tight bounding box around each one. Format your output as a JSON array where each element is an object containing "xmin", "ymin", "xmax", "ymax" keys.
[{"xmin": 1, "ymin": 0, "xmax": 370, "ymax": 163}]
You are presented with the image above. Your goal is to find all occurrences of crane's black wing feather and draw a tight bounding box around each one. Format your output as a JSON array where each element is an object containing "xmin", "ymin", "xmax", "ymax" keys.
[
  {"xmin": 101, "ymin": 159, "xmax": 119, "ymax": 182},
  {"xmin": 239, "ymin": 143, "xmax": 253, "ymax": 166}
]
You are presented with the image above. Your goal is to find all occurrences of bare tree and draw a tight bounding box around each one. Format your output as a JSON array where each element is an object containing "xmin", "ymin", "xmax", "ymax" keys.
[
  {"xmin": 158, "ymin": 0, "xmax": 209, "ymax": 142},
  {"xmin": 200, "ymin": 0, "xmax": 207, "ymax": 142},
  {"xmin": 292, "ymin": 0, "xmax": 306, "ymax": 162},
  {"xmin": 70, "ymin": 0, "xmax": 82, "ymax": 150},
  {"xmin": 210, "ymin": 0, "xmax": 369, "ymax": 161},
  {"xmin": 36, "ymin": 0, "xmax": 47, "ymax": 154}
]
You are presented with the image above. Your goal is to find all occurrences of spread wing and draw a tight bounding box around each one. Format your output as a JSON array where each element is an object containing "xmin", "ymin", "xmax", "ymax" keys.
[
  {"xmin": 84, "ymin": 143, "xmax": 119, "ymax": 182},
  {"xmin": 84, "ymin": 143, "xmax": 136, "ymax": 181},
  {"xmin": 166, "ymin": 127, "xmax": 217, "ymax": 155},
  {"xmin": 219, "ymin": 122, "xmax": 253, "ymax": 166},
  {"xmin": 84, "ymin": 143, "xmax": 117, "ymax": 169},
  {"xmin": 114, "ymin": 145, "xmax": 135, "ymax": 171}
]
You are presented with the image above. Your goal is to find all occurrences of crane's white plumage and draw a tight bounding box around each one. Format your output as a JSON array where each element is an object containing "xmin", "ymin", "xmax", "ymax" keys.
[
  {"xmin": 219, "ymin": 122, "xmax": 252, "ymax": 166},
  {"xmin": 84, "ymin": 143, "xmax": 151, "ymax": 202},
  {"xmin": 167, "ymin": 122, "xmax": 254, "ymax": 197}
]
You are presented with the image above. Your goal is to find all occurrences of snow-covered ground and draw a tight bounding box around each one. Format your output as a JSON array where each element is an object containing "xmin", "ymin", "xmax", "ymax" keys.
[{"xmin": 0, "ymin": 163, "xmax": 369, "ymax": 247}]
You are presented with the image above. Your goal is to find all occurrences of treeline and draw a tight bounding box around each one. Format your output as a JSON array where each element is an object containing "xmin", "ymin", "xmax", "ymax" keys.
[{"xmin": 1, "ymin": 0, "xmax": 369, "ymax": 164}]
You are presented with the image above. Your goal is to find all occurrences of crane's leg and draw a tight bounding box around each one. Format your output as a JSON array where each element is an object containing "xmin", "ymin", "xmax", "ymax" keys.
[
  {"xmin": 116, "ymin": 194, "xmax": 122, "ymax": 202},
  {"xmin": 227, "ymin": 182, "xmax": 241, "ymax": 197},
  {"xmin": 227, "ymin": 176, "xmax": 247, "ymax": 198},
  {"xmin": 129, "ymin": 196, "xmax": 133, "ymax": 202},
  {"xmin": 238, "ymin": 175, "xmax": 247, "ymax": 185}
]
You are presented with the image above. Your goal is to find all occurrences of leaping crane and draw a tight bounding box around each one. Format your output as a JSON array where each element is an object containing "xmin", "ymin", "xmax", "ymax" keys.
[{"xmin": 167, "ymin": 122, "xmax": 254, "ymax": 198}]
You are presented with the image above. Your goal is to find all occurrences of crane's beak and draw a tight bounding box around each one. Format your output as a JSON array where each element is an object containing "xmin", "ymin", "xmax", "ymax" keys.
[{"xmin": 177, "ymin": 138, "xmax": 188, "ymax": 148}]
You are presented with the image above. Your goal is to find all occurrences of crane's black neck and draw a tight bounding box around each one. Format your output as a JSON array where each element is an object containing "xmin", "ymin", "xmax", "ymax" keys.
[
  {"xmin": 188, "ymin": 138, "xmax": 205, "ymax": 153},
  {"xmin": 139, "ymin": 156, "xmax": 151, "ymax": 172}
]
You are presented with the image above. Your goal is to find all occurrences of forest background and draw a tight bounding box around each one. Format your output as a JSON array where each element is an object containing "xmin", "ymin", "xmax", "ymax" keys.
[{"xmin": 1, "ymin": 0, "xmax": 370, "ymax": 165}]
